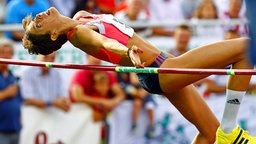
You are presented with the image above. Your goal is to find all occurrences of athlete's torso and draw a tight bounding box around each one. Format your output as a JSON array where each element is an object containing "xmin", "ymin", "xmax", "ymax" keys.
[
  {"xmin": 69, "ymin": 13, "xmax": 164, "ymax": 66},
  {"xmin": 73, "ymin": 14, "xmax": 134, "ymax": 64}
]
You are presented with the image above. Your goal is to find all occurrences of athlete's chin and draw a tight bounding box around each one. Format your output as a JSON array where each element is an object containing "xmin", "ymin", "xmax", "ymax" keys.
[{"xmin": 48, "ymin": 7, "xmax": 60, "ymax": 16}]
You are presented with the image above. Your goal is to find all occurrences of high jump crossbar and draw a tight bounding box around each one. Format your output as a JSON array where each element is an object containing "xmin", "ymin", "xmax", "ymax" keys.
[{"xmin": 0, "ymin": 58, "xmax": 256, "ymax": 75}]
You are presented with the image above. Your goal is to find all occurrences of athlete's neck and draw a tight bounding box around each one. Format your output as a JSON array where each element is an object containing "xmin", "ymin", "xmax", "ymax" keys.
[{"xmin": 56, "ymin": 16, "xmax": 80, "ymax": 35}]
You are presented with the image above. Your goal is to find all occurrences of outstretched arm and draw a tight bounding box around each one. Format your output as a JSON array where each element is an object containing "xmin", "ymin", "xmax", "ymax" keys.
[
  {"xmin": 74, "ymin": 25, "xmax": 130, "ymax": 56},
  {"xmin": 71, "ymin": 25, "xmax": 144, "ymax": 67}
]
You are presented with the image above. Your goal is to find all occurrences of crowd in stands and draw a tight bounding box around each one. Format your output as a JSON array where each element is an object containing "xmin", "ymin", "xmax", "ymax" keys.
[
  {"xmin": 0, "ymin": 0, "xmax": 254, "ymax": 143},
  {"xmin": 0, "ymin": 0, "xmax": 248, "ymax": 39},
  {"xmin": 0, "ymin": 37, "xmax": 22, "ymax": 144},
  {"xmin": 20, "ymin": 52, "xmax": 71, "ymax": 112}
]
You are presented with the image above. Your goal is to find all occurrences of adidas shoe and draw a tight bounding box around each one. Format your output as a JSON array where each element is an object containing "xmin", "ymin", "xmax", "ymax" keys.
[{"xmin": 216, "ymin": 125, "xmax": 256, "ymax": 144}]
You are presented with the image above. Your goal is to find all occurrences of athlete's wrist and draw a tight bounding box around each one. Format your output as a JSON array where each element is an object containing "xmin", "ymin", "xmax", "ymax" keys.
[{"xmin": 127, "ymin": 47, "xmax": 132, "ymax": 58}]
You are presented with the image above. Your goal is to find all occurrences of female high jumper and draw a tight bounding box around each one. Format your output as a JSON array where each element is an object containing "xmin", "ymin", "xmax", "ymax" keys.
[{"xmin": 22, "ymin": 7, "xmax": 256, "ymax": 144}]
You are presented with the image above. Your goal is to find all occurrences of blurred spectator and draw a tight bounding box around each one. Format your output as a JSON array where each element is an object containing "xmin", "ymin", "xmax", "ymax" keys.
[
  {"xmin": 217, "ymin": 0, "xmax": 248, "ymax": 36},
  {"xmin": 193, "ymin": 0, "xmax": 218, "ymax": 19},
  {"xmin": 0, "ymin": 38, "xmax": 22, "ymax": 144},
  {"xmin": 71, "ymin": 0, "xmax": 100, "ymax": 17},
  {"xmin": 167, "ymin": 24, "xmax": 209, "ymax": 94},
  {"xmin": 0, "ymin": 0, "xmax": 7, "ymax": 23},
  {"xmin": 114, "ymin": 0, "xmax": 128, "ymax": 13},
  {"xmin": 215, "ymin": 0, "xmax": 246, "ymax": 19},
  {"xmin": 114, "ymin": 0, "xmax": 151, "ymax": 37},
  {"xmin": 192, "ymin": 0, "xmax": 224, "ymax": 38},
  {"xmin": 91, "ymin": 72, "xmax": 112, "ymax": 122},
  {"xmin": 20, "ymin": 52, "xmax": 71, "ymax": 112},
  {"xmin": 224, "ymin": 29, "xmax": 241, "ymax": 40},
  {"xmin": 180, "ymin": 0, "xmax": 202, "ymax": 19},
  {"xmin": 168, "ymin": 24, "xmax": 192, "ymax": 56},
  {"xmin": 48, "ymin": 0, "xmax": 75, "ymax": 17},
  {"xmin": 4, "ymin": 0, "xmax": 50, "ymax": 41},
  {"xmin": 69, "ymin": 55, "xmax": 125, "ymax": 143},
  {"xmin": 147, "ymin": 0, "xmax": 185, "ymax": 37},
  {"xmin": 95, "ymin": 0, "xmax": 116, "ymax": 14},
  {"xmin": 117, "ymin": 72, "xmax": 156, "ymax": 139},
  {"xmin": 115, "ymin": 0, "xmax": 149, "ymax": 13},
  {"xmin": 69, "ymin": 55, "xmax": 125, "ymax": 120},
  {"xmin": 91, "ymin": 71, "xmax": 115, "ymax": 143}
]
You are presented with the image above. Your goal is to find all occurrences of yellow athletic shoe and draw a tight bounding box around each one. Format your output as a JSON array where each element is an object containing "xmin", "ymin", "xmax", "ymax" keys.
[{"xmin": 216, "ymin": 125, "xmax": 256, "ymax": 144}]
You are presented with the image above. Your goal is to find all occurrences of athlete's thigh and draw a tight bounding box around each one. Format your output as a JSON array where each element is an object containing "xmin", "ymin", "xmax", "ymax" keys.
[
  {"xmin": 164, "ymin": 85, "xmax": 219, "ymax": 142},
  {"xmin": 159, "ymin": 38, "xmax": 248, "ymax": 92},
  {"xmin": 167, "ymin": 38, "xmax": 247, "ymax": 69}
]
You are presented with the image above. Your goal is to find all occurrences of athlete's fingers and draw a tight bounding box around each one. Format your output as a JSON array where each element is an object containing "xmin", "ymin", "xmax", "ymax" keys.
[
  {"xmin": 138, "ymin": 48, "xmax": 144, "ymax": 53},
  {"xmin": 131, "ymin": 45, "xmax": 143, "ymax": 54},
  {"xmin": 140, "ymin": 62, "xmax": 146, "ymax": 68},
  {"xmin": 128, "ymin": 46, "xmax": 143, "ymax": 68}
]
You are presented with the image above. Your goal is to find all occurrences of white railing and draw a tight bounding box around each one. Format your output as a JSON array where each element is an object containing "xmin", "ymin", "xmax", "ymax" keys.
[
  {"xmin": 0, "ymin": 18, "xmax": 248, "ymax": 32},
  {"xmin": 126, "ymin": 18, "xmax": 248, "ymax": 28}
]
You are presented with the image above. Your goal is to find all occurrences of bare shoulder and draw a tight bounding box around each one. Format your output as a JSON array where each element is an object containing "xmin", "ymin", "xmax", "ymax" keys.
[
  {"xmin": 72, "ymin": 25, "xmax": 92, "ymax": 42},
  {"xmin": 72, "ymin": 25, "xmax": 106, "ymax": 47},
  {"xmin": 74, "ymin": 25, "xmax": 98, "ymax": 37}
]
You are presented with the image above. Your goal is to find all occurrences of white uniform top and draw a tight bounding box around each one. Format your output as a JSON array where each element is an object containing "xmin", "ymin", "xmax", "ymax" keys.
[{"xmin": 81, "ymin": 14, "xmax": 134, "ymax": 37}]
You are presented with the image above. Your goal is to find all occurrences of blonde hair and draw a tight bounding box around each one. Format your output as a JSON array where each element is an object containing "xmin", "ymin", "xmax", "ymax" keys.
[{"xmin": 22, "ymin": 15, "xmax": 34, "ymax": 53}]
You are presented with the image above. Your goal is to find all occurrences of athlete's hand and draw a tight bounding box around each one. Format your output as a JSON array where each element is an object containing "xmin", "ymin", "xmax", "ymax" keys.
[{"xmin": 128, "ymin": 45, "xmax": 145, "ymax": 68}]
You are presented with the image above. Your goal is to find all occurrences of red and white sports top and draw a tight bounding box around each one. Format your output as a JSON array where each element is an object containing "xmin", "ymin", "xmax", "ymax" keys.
[{"xmin": 67, "ymin": 14, "xmax": 134, "ymax": 64}]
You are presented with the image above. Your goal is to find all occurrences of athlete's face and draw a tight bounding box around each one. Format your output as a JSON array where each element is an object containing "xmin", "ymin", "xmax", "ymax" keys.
[{"xmin": 27, "ymin": 7, "xmax": 61, "ymax": 35}]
